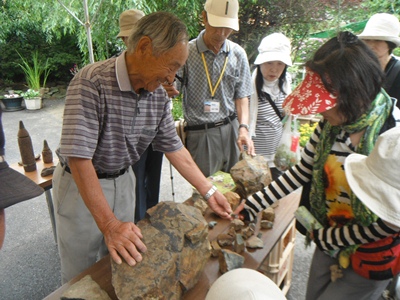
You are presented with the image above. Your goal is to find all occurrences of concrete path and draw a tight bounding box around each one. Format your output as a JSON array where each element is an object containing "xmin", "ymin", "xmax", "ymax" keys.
[{"xmin": 0, "ymin": 98, "xmax": 313, "ymax": 299}]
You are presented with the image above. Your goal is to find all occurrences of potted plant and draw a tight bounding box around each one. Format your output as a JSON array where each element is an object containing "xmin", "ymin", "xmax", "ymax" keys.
[
  {"xmin": 0, "ymin": 90, "xmax": 24, "ymax": 111},
  {"xmin": 21, "ymin": 89, "xmax": 42, "ymax": 110},
  {"xmin": 16, "ymin": 51, "xmax": 50, "ymax": 110}
]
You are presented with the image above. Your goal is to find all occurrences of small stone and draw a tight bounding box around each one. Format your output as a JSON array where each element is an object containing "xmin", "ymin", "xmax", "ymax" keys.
[
  {"xmin": 242, "ymin": 226, "xmax": 255, "ymax": 239},
  {"xmin": 41, "ymin": 166, "xmax": 56, "ymax": 177},
  {"xmin": 227, "ymin": 226, "xmax": 236, "ymax": 237},
  {"xmin": 210, "ymin": 240, "xmax": 221, "ymax": 257},
  {"xmin": 261, "ymin": 220, "xmax": 274, "ymax": 229},
  {"xmin": 208, "ymin": 221, "xmax": 217, "ymax": 229},
  {"xmin": 231, "ymin": 219, "xmax": 245, "ymax": 231},
  {"xmin": 245, "ymin": 235, "xmax": 264, "ymax": 249},
  {"xmin": 233, "ymin": 234, "xmax": 245, "ymax": 254},
  {"xmin": 218, "ymin": 249, "xmax": 245, "ymax": 274},
  {"xmin": 262, "ymin": 207, "xmax": 275, "ymax": 222},
  {"xmin": 217, "ymin": 233, "xmax": 234, "ymax": 247}
]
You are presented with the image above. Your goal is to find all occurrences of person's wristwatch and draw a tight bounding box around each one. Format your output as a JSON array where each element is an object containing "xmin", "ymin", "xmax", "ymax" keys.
[
  {"xmin": 239, "ymin": 124, "xmax": 249, "ymax": 131},
  {"xmin": 204, "ymin": 185, "xmax": 217, "ymax": 201}
]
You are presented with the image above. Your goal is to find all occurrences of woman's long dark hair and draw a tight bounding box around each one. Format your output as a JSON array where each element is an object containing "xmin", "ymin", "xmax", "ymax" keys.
[
  {"xmin": 307, "ymin": 31, "xmax": 385, "ymax": 124},
  {"xmin": 255, "ymin": 65, "xmax": 288, "ymax": 98}
]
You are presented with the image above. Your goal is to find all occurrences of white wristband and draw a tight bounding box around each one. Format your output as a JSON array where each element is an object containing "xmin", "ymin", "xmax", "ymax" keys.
[{"xmin": 204, "ymin": 185, "xmax": 217, "ymax": 201}]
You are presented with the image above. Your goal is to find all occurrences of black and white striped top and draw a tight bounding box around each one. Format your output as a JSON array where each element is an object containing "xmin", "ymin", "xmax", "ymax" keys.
[
  {"xmin": 58, "ymin": 52, "xmax": 182, "ymax": 174},
  {"xmin": 252, "ymin": 92, "xmax": 285, "ymax": 165}
]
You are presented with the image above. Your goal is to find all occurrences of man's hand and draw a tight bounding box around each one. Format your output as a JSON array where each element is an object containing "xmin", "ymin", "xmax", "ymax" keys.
[
  {"xmin": 102, "ymin": 219, "xmax": 147, "ymax": 266},
  {"xmin": 237, "ymin": 129, "xmax": 255, "ymax": 156},
  {"xmin": 162, "ymin": 84, "xmax": 180, "ymax": 98},
  {"xmin": 207, "ymin": 191, "xmax": 233, "ymax": 219}
]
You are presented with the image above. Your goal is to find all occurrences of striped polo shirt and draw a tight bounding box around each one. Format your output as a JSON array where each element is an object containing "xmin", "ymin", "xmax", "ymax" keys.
[{"xmin": 58, "ymin": 51, "xmax": 182, "ymax": 173}]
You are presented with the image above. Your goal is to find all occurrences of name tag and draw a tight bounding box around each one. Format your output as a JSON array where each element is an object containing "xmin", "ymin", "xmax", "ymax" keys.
[{"xmin": 204, "ymin": 99, "xmax": 220, "ymax": 113}]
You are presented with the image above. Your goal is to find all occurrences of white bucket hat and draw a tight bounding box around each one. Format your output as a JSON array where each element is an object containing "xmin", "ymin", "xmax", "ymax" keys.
[
  {"xmin": 204, "ymin": 0, "xmax": 239, "ymax": 31},
  {"xmin": 345, "ymin": 127, "xmax": 400, "ymax": 225},
  {"xmin": 358, "ymin": 13, "xmax": 400, "ymax": 46},
  {"xmin": 254, "ymin": 33, "xmax": 292, "ymax": 66},
  {"xmin": 117, "ymin": 9, "xmax": 145, "ymax": 38},
  {"xmin": 205, "ymin": 268, "xmax": 287, "ymax": 300}
]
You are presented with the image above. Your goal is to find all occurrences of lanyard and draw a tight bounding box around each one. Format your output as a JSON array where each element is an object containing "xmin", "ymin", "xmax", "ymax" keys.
[{"xmin": 201, "ymin": 44, "xmax": 229, "ymax": 98}]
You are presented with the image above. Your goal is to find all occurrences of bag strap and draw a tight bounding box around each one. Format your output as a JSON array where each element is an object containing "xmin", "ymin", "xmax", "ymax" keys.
[
  {"xmin": 385, "ymin": 59, "xmax": 400, "ymax": 91},
  {"xmin": 260, "ymin": 91, "xmax": 283, "ymax": 120}
]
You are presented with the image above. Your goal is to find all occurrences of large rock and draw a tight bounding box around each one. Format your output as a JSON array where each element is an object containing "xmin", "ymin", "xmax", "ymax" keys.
[
  {"xmin": 61, "ymin": 275, "xmax": 111, "ymax": 300},
  {"xmin": 230, "ymin": 152, "xmax": 272, "ymax": 198},
  {"xmin": 111, "ymin": 202, "xmax": 210, "ymax": 300}
]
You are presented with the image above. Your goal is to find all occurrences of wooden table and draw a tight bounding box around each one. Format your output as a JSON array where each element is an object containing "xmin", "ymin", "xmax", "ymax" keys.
[
  {"xmin": 45, "ymin": 192, "xmax": 300, "ymax": 300},
  {"xmin": 10, "ymin": 158, "xmax": 58, "ymax": 242}
]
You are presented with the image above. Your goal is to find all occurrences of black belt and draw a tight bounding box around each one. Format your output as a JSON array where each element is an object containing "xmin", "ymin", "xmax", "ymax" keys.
[
  {"xmin": 184, "ymin": 114, "xmax": 237, "ymax": 131},
  {"xmin": 61, "ymin": 162, "xmax": 128, "ymax": 179}
]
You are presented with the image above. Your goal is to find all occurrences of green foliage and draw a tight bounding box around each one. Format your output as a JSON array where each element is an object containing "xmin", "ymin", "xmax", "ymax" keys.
[
  {"xmin": 16, "ymin": 51, "xmax": 50, "ymax": 90},
  {"xmin": 21, "ymin": 88, "xmax": 40, "ymax": 99},
  {"xmin": 171, "ymin": 94, "xmax": 184, "ymax": 121},
  {"xmin": 1, "ymin": 0, "xmax": 400, "ymax": 89}
]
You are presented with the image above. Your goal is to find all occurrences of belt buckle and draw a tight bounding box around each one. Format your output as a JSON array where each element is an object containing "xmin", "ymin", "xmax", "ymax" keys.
[{"xmin": 214, "ymin": 121, "xmax": 224, "ymax": 127}]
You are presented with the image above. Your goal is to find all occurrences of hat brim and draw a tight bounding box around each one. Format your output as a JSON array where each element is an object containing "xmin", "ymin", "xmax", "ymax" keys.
[
  {"xmin": 0, "ymin": 162, "xmax": 44, "ymax": 210},
  {"xmin": 205, "ymin": 268, "xmax": 286, "ymax": 300},
  {"xmin": 345, "ymin": 154, "xmax": 400, "ymax": 225},
  {"xmin": 254, "ymin": 52, "xmax": 292, "ymax": 66},
  {"xmin": 358, "ymin": 35, "xmax": 400, "ymax": 47},
  {"xmin": 283, "ymin": 69, "xmax": 337, "ymax": 115},
  {"xmin": 117, "ymin": 29, "xmax": 134, "ymax": 38},
  {"xmin": 207, "ymin": 12, "xmax": 239, "ymax": 31}
]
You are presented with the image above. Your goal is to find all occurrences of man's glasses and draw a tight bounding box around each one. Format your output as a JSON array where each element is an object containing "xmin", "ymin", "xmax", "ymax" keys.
[{"xmin": 158, "ymin": 75, "xmax": 183, "ymax": 86}]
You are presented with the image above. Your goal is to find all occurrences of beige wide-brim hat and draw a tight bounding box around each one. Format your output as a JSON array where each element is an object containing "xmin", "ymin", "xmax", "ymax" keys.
[
  {"xmin": 345, "ymin": 127, "xmax": 400, "ymax": 225},
  {"xmin": 204, "ymin": 0, "xmax": 239, "ymax": 31},
  {"xmin": 205, "ymin": 268, "xmax": 287, "ymax": 300},
  {"xmin": 358, "ymin": 13, "xmax": 400, "ymax": 46},
  {"xmin": 254, "ymin": 33, "xmax": 292, "ymax": 66},
  {"xmin": 117, "ymin": 9, "xmax": 145, "ymax": 38}
]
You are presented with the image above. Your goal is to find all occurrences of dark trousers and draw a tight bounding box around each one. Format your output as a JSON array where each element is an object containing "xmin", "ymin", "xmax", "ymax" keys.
[{"xmin": 133, "ymin": 144, "xmax": 163, "ymax": 222}]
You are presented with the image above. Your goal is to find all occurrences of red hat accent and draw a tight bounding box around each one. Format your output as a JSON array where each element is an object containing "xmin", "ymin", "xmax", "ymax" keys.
[{"xmin": 283, "ymin": 69, "xmax": 337, "ymax": 115}]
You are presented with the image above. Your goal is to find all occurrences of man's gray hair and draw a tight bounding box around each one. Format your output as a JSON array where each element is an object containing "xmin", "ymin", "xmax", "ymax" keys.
[{"xmin": 127, "ymin": 11, "xmax": 188, "ymax": 56}]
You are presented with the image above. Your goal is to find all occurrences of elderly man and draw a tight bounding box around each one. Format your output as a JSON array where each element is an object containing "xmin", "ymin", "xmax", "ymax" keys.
[
  {"xmin": 168, "ymin": 0, "xmax": 254, "ymax": 177},
  {"xmin": 53, "ymin": 11, "xmax": 232, "ymax": 283}
]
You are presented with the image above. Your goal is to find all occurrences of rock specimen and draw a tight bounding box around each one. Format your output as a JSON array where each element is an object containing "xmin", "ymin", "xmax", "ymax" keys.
[
  {"xmin": 211, "ymin": 240, "xmax": 221, "ymax": 257},
  {"xmin": 231, "ymin": 219, "xmax": 245, "ymax": 231},
  {"xmin": 246, "ymin": 235, "xmax": 264, "ymax": 249},
  {"xmin": 242, "ymin": 225, "xmax": 255, "ymax": 239},
  {"xmin": 261, "ymin": 220, "xmax": 274, "ymax": 229},
  {"xmin": 230, "ymin": 152, "xmax": 272, "ymax": 198},
  {"xmin": 192, "ymin": 196, "xmax": 208, "ymax": 215},
  {"xmin": 262, "ymin": 207, "xmax": 275, "ymax": 222},
  {"xmin": 61, "ymin": 275, "xmax": 111, "ymax": 300},
  {"xmin": 17, "ymin": 120, "xmax": 37, "ymax": 172},
  {"xmin": 112, "ymin": 202, "xmax": 210, "ymax": 300},
  {"xmin": 233, "ymin": 234, "xmax": 245, "ymax": 254},
  {"xmin": 218, "ymin": 249, "xmax": 245, "ymax": 273},
  {"xmin": 224, "ymin": 191, "xmax": 241, "ymax": 211},
  {"xmin": 217, "ymin": 233, "xmax": 234, "ymax": 247},
  {"xmin": 41, "ymin": 139, "xmax": 53, "ymax": 163}
]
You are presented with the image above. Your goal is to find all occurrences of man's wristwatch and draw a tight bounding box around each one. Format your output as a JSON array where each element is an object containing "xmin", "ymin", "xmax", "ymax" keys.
[
  {"xmin": 204, "ymin": 185, "xmax": 217, "ymax": 201},
  {"xmin": 239, "ymin": 124, "xmax": 249, "ymax": 131}
]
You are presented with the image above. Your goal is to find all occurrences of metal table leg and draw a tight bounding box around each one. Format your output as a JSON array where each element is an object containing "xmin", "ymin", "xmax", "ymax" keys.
[{"xmin": 44, "ymin": 188, "xmax": 57, "ymax": 243}]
